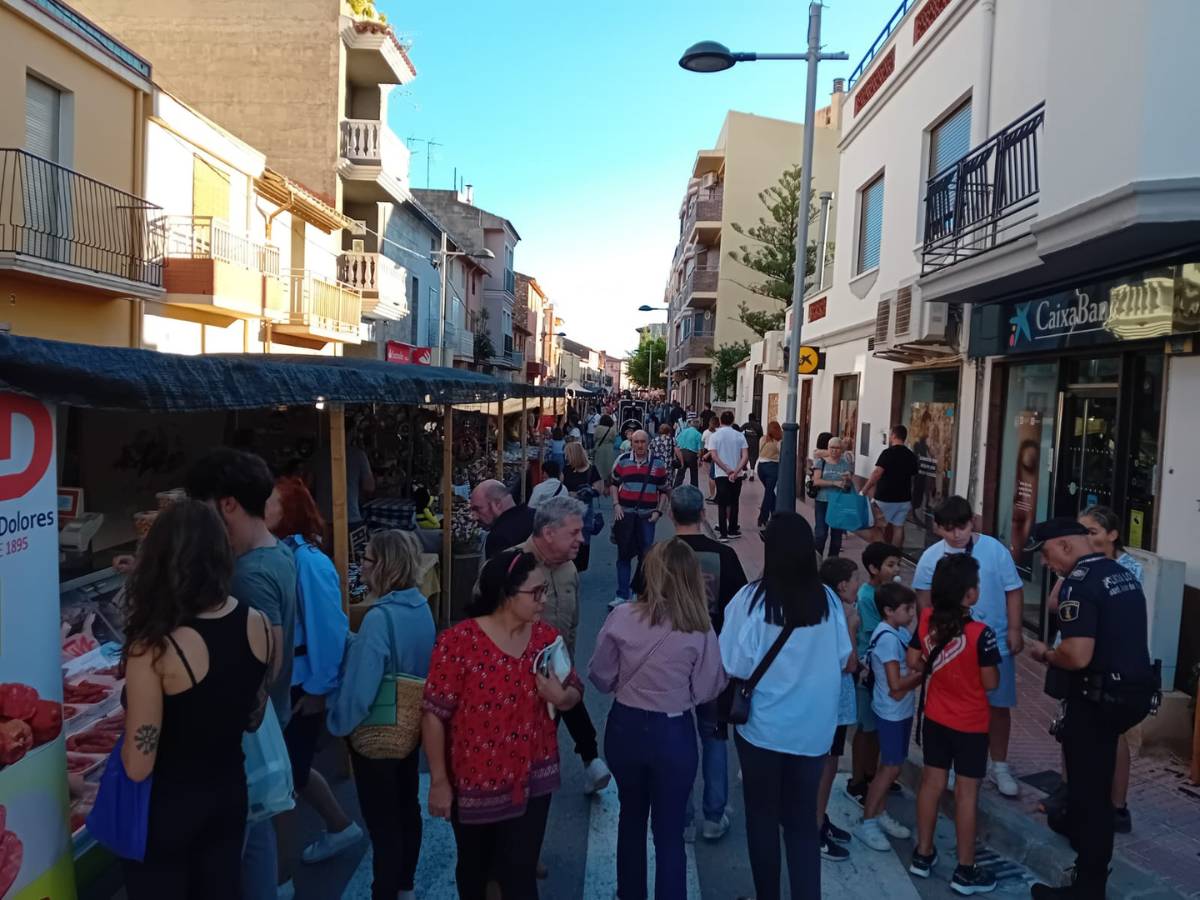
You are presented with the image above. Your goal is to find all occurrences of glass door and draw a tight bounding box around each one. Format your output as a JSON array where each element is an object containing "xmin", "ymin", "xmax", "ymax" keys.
[{"xmin": 1054, "ymin": 391, "xmax": 1119, "ymax": 518}]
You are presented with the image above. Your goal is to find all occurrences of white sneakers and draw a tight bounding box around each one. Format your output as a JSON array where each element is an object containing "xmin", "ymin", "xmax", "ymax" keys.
[
  {"xmin": 990, "ymin": 762, "xmax": 1020, "ymax": 797},
  {"xmin": 702, "ymin": 813, "xmax": 732, "ymax": 840},
  {"xmin": 585, "ymin": 758, "xmax": 613, "ymax": 794},
  {"xmin": 301, "ymin": 822, "xmax": 364, "ymax": 864},
  {"xmin": 876, "ymin": 811, "xmax": 911, "ymax": 839},
  {"xmin": 853, "ymin": 817, "xmax": 892, "ymax": 851}
]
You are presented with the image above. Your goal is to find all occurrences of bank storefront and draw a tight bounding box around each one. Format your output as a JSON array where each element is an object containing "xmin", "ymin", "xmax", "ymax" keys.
[{"xmin": 972, "ymin": 261, "xmax": 1200, "ymax": 636}]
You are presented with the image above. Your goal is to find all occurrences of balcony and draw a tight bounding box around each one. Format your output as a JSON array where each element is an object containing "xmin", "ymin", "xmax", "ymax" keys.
[
  {"xmin": 683, "ymin": 187, "xmax": 723, "ymax": 240},
  {"xmin": 273, "ymin": 270, "xmax": 362, "ymax": 345},
  {"xmin": 0, "ymin": 148, "xmax": 163, "ymax": 296},
  {"xmin": 338, "ymin": 119, "xmax": 410, "ymax": 204},
  {"xmin": 340, "ymin": 14, "xmax": 417, "ymax": 87},
  {"xmin": 683, "ymin": 266, "xmax": 719, "ymax": 308},
  {"xmin": 162, "ymin": 216, "xmax": 280, "ymax": 318},
  {"xmin": 511, "ymin": 350, "xmax": 525, "ymax": 371},
  {"xmin": 338, "ymin": 249, "xmax": 407, "ymax": 321},
  {"xmin": 921, "ymin": 103, "xmax": 1045, "ymax": 276},
  {"xmin": 670, "ymin": 333, "xmax": 714, "ymax": 371}
]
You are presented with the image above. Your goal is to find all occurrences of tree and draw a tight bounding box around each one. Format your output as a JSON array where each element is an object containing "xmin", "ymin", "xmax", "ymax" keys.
[
  {"xmin": 473, "ymin": 308, "xmax": 496, "ymax": 363},
  {"xmin": 627, "ymin": 335, "xmax": 667, "ymax": 389},
  {"xmin": 710, "ymin": 340, "xmax": 751, "ymax": 402},
  {"xmin": 727, "ymin": 164, "xmax": 821, "ymax": 337}
]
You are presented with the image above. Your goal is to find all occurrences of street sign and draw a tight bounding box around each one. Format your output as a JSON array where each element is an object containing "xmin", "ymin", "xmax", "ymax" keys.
[{"xmin": 796, "ymin": 345, "xmax": 825, "ymax": 375}]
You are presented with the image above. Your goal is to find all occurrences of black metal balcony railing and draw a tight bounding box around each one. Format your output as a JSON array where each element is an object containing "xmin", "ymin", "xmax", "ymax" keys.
[
  {"xmin": 921, "ymin": 102, "xmax": 1045, "ymax": 275},
  {"xmin": 0, "ymin": 149, "xmax": 164, "ymax": 288}
]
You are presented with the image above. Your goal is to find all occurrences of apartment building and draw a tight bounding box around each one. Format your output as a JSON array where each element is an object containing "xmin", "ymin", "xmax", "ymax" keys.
[
  {"xmin": 559, "ymin": 338, "xmax": 604, "ymax": 389},
  {"xmin": 513, "ymin": 273, "xmax": 550, "ymax": 383},
  {"xmin": 413, "ymin": 188, "xmax": 521, "ymax": 379},
  {"xmin": 793, "ymin": 0, "xmax": 1199, "ymax": 690},
  {"xmin": 1, "ymin": 0, "xmax": 162, "ymax": 347},
  {"xmin": 73, "ymin": 0, "xmax": 419, "ymax": 358},
  {"xmin": 664, "ymin": 107, "xmax": 841, "ymax": 410}
]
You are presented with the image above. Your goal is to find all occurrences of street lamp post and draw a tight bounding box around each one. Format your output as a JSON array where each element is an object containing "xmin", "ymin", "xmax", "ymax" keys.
[
  {"xmin": 434, "ymin": 232, "xmax": 495, "ymax": 367},
  {"xmin": 680, "ymin": 4, "xmax": 847, "ymax": 513},
  {"xmin": 637, "ymin": 303, "xmax": 671, "ymax": 402}
]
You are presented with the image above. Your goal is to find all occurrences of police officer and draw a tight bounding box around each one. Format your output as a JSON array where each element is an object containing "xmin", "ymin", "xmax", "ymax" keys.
[{"xmin": 1025, "ymin": 518, "xmax": 1157, "ymax": 899}]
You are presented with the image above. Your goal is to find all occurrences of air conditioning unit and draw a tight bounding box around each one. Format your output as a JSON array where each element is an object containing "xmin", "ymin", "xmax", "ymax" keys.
[
  {"xmin": 700, "ymin": 172, "xmax": 718, "ymax": 190},
  {"xmin": 893, "ymin": 279, "xmax": 948, "ymax": 346},
  {"xmin": 761, "ymin": 330, "xmax": 787, "ymax": 372},
  {"xmin": 874, "ymin": 293, "xmax": 894, "ymax": 353}
]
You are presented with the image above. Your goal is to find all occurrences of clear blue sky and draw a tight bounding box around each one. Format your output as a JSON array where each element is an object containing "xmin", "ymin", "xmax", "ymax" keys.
[{"xmin": 379, "ymin": 0, "xmax": 902, "ymax": 358}]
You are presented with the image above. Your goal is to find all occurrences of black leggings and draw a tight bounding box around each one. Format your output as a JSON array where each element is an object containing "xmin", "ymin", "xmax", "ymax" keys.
[
  {"xmin": 350, "ymin": 745, "xmax": 422, "ymax": 898},
  {"xmin": 452, "ymin": 794, "xmax": 552, "ymax": 900},
  {"xmin": 122, "ymin": 774, "xmax": 247, "ymax": 900},
  {"xmin": 561, "ymin": 699, "xmax": 599, "ymax": 763}
]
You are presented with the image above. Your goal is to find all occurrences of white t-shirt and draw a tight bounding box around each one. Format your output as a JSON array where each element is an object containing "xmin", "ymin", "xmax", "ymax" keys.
[
  {"xmin": 719, "ymin": 584, "xmax": 851, "ymax": 756},
  {"xmin": 587, "ymin": 414, "xmax": 601, "ymax": 434},
  {"xmin": 913, "ymin": 534, "xmax": 1023, "ymax": 656},
  {"xmin": 869, "ymin": 621, "xmax": 915, "ymax": 722},
  {"xmin": 708, "ymin": 426, "xmax": 749, "ymax": 479}
]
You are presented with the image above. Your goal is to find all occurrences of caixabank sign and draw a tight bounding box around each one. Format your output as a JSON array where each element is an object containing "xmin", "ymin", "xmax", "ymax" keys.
[{"xmin": 969, "ymin": 262, "xmax": 1200, "ymax": 357}]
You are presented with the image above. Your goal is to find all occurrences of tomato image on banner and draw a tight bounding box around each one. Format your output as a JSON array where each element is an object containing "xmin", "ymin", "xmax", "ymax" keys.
[{"xmin": 0, "ymin": 395, "xmax": 76, "ymax": 898}]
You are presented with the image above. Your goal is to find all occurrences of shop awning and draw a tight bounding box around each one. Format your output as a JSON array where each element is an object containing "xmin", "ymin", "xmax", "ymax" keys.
[{"xmin": 0, "ymin": 334, "xmax": 564, "ymax": 412}]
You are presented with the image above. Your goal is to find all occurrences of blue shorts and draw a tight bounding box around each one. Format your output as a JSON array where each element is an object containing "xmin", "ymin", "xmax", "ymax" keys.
[
  {"xmin": 874, "ymin": 499, "xmax": 911, "ymax": 526},
  {"xmin": 854, "ymin": 684, "xmax": 877, "ymax": 733},
  {"xmin": 876, "ymin": 716, "xmax": 913, "ymax": 767},
  {"xmin": 987, "ymin": 655, "xmax": 1017, "ymax": 708}
]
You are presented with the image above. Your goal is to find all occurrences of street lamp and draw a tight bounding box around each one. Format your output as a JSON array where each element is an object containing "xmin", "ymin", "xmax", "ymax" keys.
[
  {"xmin": 433, "ymin": 234, "xmax": 495, "ymax": 367},
  {"xmin": 637, "ymin": 304, "xmax": 671, "ymax": 401},
  {"xmin": 680, "ymin": 3, "xmax": 847, "ymax": 514}
]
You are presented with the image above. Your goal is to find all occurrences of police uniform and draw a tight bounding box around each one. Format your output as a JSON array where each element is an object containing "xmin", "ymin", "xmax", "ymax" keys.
[{"xmin": 1045, "ymin": 549, "xmax": 1155, "ymax": 897}]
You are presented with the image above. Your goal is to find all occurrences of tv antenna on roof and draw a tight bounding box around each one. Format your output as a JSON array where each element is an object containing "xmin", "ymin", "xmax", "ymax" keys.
[{"xmin": 405, "ymin": 136, "xmax": 443, "ymax": 188}]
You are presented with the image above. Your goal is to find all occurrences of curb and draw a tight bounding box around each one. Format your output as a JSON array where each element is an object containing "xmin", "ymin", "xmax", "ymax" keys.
[{"xmin": 897, "ymin": 757, "xmax": 1189, "ymax": 899}]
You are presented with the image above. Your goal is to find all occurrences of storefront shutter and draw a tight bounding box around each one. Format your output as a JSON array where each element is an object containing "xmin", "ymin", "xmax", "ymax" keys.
[
  {"xmin": 930, "ymin": 101, "xmax": 972, "ymax": 177},
  {"xmin": 25, "ymin": 76, "xmax": 61, "ymax": 162}
]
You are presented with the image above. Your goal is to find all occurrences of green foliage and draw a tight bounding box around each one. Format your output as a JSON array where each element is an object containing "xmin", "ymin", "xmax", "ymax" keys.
[
  {"xmin": 473, "ymin": 308, "xmax": 496, "ymax": 363},
  {"xmin": 627, "ymin": 336, "xmax": 667, "ymax": 388},
  {"xmin": 727, "ymin": 164, "xmax": 820, "ymax": 336},
  {"xmin": 710, "ymin": 341, "xmax": 751, "ymax": 402},
  {"xmin": 347, "ymin": 0, "xmax": 387, "ymax": 23}
]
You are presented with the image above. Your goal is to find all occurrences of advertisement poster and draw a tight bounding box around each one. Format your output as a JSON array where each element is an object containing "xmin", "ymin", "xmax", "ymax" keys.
[
  {"xmin": 0, "ymin": 394, "xmax": 76, "ymax": 898},
  {"xmin": 908, "ymin": 401, "xmax": 955, "ymax": 517},
  {"xmin": 1007, "ymin": 409, "xmax": 1043, "ymax": 561}
]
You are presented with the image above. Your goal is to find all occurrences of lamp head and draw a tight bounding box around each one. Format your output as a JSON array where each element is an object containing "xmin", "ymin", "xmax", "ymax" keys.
[
  {"xmin": 679, "ymin": 41, "xmax": 737, "ymax": 73},
  {"xmin": 473, "ymin": 248, "xmax": 496, "ymax": 260},
  {"xmin": 637, "ymin": 304, "xmax": 655, "ymax": 312}
]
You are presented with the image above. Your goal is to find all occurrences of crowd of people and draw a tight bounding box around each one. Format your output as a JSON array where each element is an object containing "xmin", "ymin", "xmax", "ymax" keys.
[{"xmin": 103, "ymin": 402, "xmax": 1157, "ymax": 900}]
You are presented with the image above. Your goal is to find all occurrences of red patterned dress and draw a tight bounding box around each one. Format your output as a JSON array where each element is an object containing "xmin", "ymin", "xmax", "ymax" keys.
[{"xmin": 422, "ymin": 618, "xmax": 583, "ymax": 825}]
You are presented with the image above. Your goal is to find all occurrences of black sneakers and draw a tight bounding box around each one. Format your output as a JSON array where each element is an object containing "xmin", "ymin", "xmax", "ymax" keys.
[
  {"xmin": 819, "ymin": 835, "xmax": 849, "ymax": 861},
  {"xmin": 822, "ymin": 815, "xmax": 851, "ymax": 845},
  {"xmin": 845, "ymin": 780, "xmax": 867, "ymax": 806},
  {"xmin": 951, "ymin": 864, "xmax": 997, "ymax": 895},
  {"xmin": 909, "ymin": 847, "xmax": 938, "ymax": 878},
  {"xmin": 1113, "ymin": 806, "xmax": 1132, "ymax": 834}
]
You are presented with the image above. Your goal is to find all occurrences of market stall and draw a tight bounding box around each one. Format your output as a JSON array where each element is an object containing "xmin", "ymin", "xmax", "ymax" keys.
[{"xmin": 0, "ymin": 334, "xmax": 562, "ymax": 893}]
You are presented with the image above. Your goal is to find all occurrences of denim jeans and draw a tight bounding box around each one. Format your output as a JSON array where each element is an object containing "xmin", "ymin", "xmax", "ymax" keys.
[
  {"xmin": 615, "ymin": 514, "xmax": 657, "ymax": 600},
  {"xmin": 687, "ymin": 701, "xmax": 728, "ymax": 826},
  {"xmin": 812, "ymin": 499, "xmax": 843, "ymax": 557},
  {"xmin": 241, "ymin": 818, "xmax": 278, "ymax": 900},
  {"xmin": 604, "ymin": 702, "xmax": 697, "ymax": 900},
  {"xmin": 735, "ymin": 733, "xmax": 824, "ymax": 900},
  {"xmin": 757, "ymin": 461, "xmax": 779, "ymax": 526}
]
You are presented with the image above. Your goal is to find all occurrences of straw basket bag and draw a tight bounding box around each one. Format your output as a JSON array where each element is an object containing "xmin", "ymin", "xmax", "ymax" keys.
[{"xmin": 349, "ymin": 605, "xmax": 425, "ymax": 760}]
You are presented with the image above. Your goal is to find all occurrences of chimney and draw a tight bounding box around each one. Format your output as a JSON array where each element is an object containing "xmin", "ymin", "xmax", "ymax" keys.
[
  {"xmin": 464, "ymin": 184, "xmax": 475, "ymax": 205},
  {"xmin": 833, "ymin": 78, "xmax": 845, "ymax": 94}
]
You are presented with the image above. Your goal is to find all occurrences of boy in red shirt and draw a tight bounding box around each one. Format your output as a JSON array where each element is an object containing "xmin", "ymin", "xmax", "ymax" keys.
[{"xmin": 907, "ymin": 554, "xmax": 1001, "ymax": 895}]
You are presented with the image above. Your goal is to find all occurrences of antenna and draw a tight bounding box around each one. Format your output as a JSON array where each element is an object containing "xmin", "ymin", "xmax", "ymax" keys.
[{"xmin": 405, "ymin": 136, "xmax": 443, "ymax": 188}]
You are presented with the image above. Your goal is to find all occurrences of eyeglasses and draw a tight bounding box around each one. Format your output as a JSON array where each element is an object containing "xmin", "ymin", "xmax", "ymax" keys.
[{"xmin": 515, "ymin": 584, "xmax": 547, "ymax": 601}]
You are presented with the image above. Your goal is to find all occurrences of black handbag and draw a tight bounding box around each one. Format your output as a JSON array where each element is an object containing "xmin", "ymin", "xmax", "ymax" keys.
[
  {"xmin": 717, "ymin": 624, "xmax": 796, "ymax": 726},
  {"xmin": 805, "ymin": 459, "xmax": 823, "ymax": 500}
]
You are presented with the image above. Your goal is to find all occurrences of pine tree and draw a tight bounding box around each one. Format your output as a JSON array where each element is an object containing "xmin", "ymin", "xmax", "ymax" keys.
[
  {"xmin": 727, "ymin": 164, "xmax": 821, "ymax": 337},
  {"xmin": 710, "ymin": 341, "xmax": 751, "ymax": 402}
]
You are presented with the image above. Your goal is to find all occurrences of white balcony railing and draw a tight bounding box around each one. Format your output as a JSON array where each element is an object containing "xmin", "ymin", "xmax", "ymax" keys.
[
  {"xmin": 162, "ymin": 216, "xmax": 280, "ymax": 275},
  {"xmin": 339, "ymin": 118, "xmax": 410, "ymax": 184},
  {"xmin": 338, "ymin": 249, "xmax": 404, "ymax": 297},
  {"xmin": 286, "ymin": 269, "xmax": 362, "ymax": 338}
]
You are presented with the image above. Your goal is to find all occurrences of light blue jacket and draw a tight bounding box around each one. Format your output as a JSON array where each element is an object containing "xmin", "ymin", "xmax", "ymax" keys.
[
  {"xmin": 326, "ymin": 588, "xmax": 436, "ymax": 737},
  {"xmin": 287, "ymin": 535, "xmax": 349, "ymax": 697}
]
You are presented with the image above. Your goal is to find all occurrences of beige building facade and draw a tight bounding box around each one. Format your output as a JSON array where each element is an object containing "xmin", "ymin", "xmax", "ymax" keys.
[{"xmin": 665, "ymin": 105, "xmax": 842, "ymax": 410}]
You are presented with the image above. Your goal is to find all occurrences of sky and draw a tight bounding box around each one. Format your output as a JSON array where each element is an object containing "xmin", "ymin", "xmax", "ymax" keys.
[{"xmin": 378, "ymin": 0, "xmax": 904, "ymax": 359}]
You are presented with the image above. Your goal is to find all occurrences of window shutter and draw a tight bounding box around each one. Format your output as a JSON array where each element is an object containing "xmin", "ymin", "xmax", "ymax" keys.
[
  {"xmin": 858, "ymin": 176, "xmax": 885, "ymax": 272},
  {"xmin": 930, "ymin": 101, "xmax": 972, "ymax": 177},
  {"xmin": 25, "ymin": 77, "xmax": 61, "ymax": 161},
  {"xmin": 192, "ymin": 157, "xmax": 231, "ymax": 220}
]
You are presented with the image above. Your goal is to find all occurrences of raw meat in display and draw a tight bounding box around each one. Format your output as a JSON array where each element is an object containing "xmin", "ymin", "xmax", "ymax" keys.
[
  {"xmin": 0, "ymin": 685, "xmax": 37, "ymax": 722},
  {"xmin": 0, "ymin": 721, "xmax": 32, "ymax": 766}
]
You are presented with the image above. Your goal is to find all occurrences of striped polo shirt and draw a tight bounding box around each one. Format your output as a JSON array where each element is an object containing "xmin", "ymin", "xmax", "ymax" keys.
[{"xmin": 611, "ymin": 451, "xmax": 669, "ymax": 513}]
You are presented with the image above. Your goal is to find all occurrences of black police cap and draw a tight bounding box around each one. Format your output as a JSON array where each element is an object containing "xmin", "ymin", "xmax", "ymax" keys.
[{"xmin": 1023, "ymin": 517, "xmax": 1090, "ymax": 552}]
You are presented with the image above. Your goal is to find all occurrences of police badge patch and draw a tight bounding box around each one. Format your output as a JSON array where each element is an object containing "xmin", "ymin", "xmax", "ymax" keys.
[
  {"xmin": 1068, "ymin": 566, "xmax": 1089, "ymax": 581},
  {"xmin": 1059, "ymin": 599, "xmax": 1081, "ymax": 622}
]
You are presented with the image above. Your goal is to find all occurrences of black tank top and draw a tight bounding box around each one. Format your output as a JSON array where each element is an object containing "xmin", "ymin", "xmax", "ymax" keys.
[{"xmin": 156, "ymin": 602, "xmax": 268, "ymax": 783}]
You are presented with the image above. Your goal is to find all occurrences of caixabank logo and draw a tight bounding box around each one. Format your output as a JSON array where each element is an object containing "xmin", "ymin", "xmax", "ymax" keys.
[{"xmin": 0, "ymin": 394, "xmax": 53, "ymax": 503}]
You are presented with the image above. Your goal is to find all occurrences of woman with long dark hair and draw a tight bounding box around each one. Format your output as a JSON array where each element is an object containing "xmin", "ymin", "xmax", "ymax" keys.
[
  {"xmin": 589, "ymin": 539, "xmax": 726, "ymax": 900},
  {"xmin": 422, "ymin": 550, "xmax": 583, "ymax": 900},
  {"xmin": 264, "ymin": 477, "xmax": 361, "ymax": 878},
  {"xmin": 120, "ymin": 500, "xmax": 272, "ymax": 898},
  {"xmin": 756, "ymin": 421, "xmax": 784, "ymax": 528},
  {"xmin": 719, "ymin": 513, "xmax": 851, "ymax": 900}
]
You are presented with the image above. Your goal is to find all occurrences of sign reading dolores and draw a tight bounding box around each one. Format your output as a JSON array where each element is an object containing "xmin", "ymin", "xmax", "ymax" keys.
[{"xmin": 969, "ymin": 262, "xmax": 1200, "ymax": 357}]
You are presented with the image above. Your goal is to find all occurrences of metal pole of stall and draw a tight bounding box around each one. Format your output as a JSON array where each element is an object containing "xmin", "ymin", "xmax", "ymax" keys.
[
  {"xmin": 441, "ymin": 404, "xmax": 454, "ymax": 626},
  {"xmin": 495, "ymin": 398, "xmax": 505, "ymax": 481},
  {"xmin": 520, "ymin": 395, "xmax": 528, "ymax": 500},
  {"xmin": 329, "ymin": 403, "xmax": 349, "ymax": 614}
]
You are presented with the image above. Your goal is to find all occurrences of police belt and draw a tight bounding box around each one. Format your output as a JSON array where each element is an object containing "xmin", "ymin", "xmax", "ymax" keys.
[{"xmin": 1045, "ymin": 663, "xmax": 1160, "ymax": 703}]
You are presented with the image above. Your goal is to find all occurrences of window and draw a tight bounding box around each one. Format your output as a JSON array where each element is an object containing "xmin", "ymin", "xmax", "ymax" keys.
[
  {"xmin": 832, "ymin": 374, "xmax": 860, "ymax": 452},
  {"xmin": 25, "ymin": 75, "xmax": 62, "ymax": 162},
  {"xmin": 857, "ymin": 175, "xmax": 884, "ymax": 273},
  {"xmin": 929, "ymin": 100, "xmax": 972, "ymax": 177}
]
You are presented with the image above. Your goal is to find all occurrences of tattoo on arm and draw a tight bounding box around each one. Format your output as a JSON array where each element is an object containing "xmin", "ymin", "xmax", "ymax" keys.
[{"xmin": 134, "ymin": 724, "xmax": 160, "ymax": 755}]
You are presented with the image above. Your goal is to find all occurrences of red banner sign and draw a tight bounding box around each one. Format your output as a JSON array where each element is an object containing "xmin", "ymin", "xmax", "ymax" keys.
[{"xmin": 386, "ymin": 342, "xmax": 432, "ymax": 366}]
